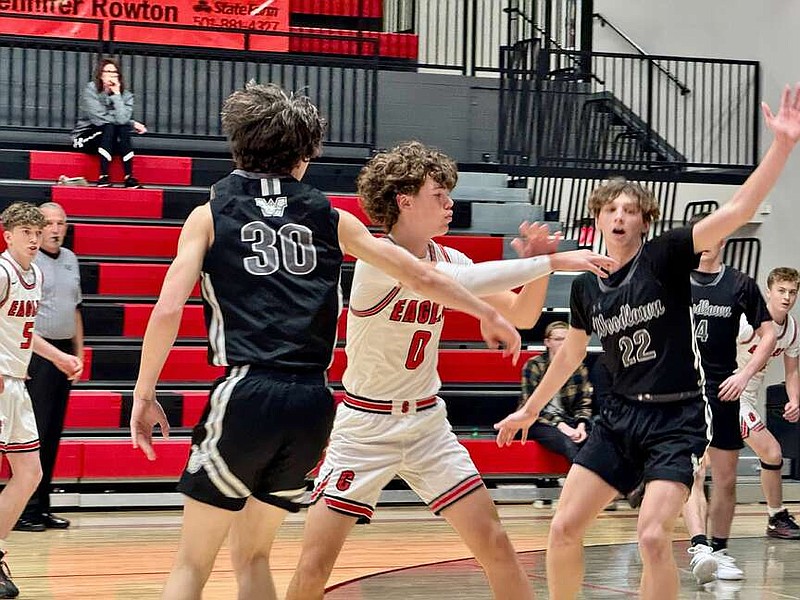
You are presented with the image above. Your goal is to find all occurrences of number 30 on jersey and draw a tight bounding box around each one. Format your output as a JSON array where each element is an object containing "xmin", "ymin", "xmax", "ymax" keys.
[{"xmin": 241, "ymin": 221, "xmax": 318, "ymax": 276}]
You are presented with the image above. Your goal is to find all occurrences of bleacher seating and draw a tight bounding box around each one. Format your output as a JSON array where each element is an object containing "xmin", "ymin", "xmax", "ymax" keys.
[{"xmin": 0, "ymin": 148, "xmax": 573, "ymax": 497}]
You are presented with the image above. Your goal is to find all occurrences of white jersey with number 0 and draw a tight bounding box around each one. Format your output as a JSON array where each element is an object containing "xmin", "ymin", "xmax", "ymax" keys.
[
  {"xmin": 342, "ymin": 240, "xmax": 472, "ymax": 400},
  {"xmin": 736, "ymin": 312, "xmax": 799, "ymax": 404}
]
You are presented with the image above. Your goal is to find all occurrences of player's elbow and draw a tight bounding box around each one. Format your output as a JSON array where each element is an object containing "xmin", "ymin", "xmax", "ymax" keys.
[{"xmin": 402, "ymin": 262, "xmax": 441, "ymax": 295}]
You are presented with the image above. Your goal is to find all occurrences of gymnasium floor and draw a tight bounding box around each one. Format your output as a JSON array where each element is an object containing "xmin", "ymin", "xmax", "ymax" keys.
[{"xmin": 7, "ymin": 503, "xmax": 800, "ymax": 598}]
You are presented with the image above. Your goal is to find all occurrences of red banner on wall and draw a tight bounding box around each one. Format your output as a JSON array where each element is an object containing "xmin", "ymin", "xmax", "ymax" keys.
[{"xmin": 0, "ymin": 0, "xmax": 289, "ymax": 50}]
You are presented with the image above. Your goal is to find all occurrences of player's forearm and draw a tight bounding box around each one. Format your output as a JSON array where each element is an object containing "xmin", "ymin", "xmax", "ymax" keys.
[
  {"xmin": 404, "ymin": 262, "xmax": 501, "ymax": 322},
  {"xmin": 521, "ymin": 349, "xmax": 585, "ymax": 416},
  {"xmin": 134, "ymin": 303, "xmax": 182, "ymax": 393},
  {"xmin": 786, "ymin": 371, "xmax": 800, "ymax": 404},
  {"xmin": 434, "ymin": 256, "xmax": 552, "ymax": 297},
  {"xmin": 72, "ymin": 310, "xmax": 84, "ymax": 358},
  {"xmin": 501, "ymin": 278, "xmax": 549, "ymax": 329}
]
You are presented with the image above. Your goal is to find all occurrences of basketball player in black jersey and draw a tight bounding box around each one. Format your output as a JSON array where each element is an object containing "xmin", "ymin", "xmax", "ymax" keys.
[
  {"xmin": 129, "ymin": 83, "xmax": 524, "ymax": 600},
  {"xmin": 496, "ymin": 85, "xmax": 800, "ymax": 599},
  {"xmin": 682, "ymin": 212, "xmax": 776, "ymax": 585}
]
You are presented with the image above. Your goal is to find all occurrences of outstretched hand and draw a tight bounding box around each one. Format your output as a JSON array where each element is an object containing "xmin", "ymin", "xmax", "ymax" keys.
[
  {"xmin": 550, "ymin": 249, "xmax": 618, "ymax": 277},
  {"xmin": 479, "ymin": 311, "xmax": 522, "ymax": 365},
  {"xmin": 494, "ymin": 407, "xmax": 538, "ymax": 446},
  {"xmin": 510, "ymin": 221, "xmax": 562, "ymax": 258},
  {"xmin": 763, "ymin": 83, "xmax": 800, "ymax": 146}
]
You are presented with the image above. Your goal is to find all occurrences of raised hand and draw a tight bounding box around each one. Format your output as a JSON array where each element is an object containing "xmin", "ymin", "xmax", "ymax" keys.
[
  {"xmin": 550, "ymin": 249, "xmax": 618, "ymax": 277},
  {"xmin": 762, "ymin": 83, "xmax": 800, "ymax": 145},
  {"xmin": 479, "ymin": 311, "xmax": 522, "ymax": 365},
  {"xmin": 510, "ymin": 221, "xmax": 562, "ymax": 258}
]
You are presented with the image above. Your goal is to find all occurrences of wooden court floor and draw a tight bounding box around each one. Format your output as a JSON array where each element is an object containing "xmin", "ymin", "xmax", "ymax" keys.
[{"xmin": 6, "ymin": 502, "xmax": 800, "ymax": 598}]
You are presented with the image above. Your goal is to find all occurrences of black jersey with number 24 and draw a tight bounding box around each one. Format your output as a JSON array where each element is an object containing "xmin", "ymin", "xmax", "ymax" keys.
[
  {"xmin": 690, "ymin": 265, "xmax": 770, "ymax": 384},
  {"xmin": 200, "ymin": 171, "xmax": 343, "ymax": 371},
  {"xmin": 570, "ymin": 227, "xmax": 703, "ymax": 397}
]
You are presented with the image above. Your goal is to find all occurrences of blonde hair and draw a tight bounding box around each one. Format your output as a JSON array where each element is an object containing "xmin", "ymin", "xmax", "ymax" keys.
[
  {"xmin": 1, "ymin": 202, "xmax": 46, "ymax": 230},
  {"xmin": 767, "ymin": 267, "xmax": 800, "ymax": 290},
  {"xmin": 587, "ymin": 178, "xmax": 660, "ymax": 225},
  {"xmin": 545, "ymin": 321, "xmax": 568, "ymax": 339}
]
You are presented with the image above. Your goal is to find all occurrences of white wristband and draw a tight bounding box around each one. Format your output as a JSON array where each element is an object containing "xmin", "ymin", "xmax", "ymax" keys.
[{"xmin": 434, "ymin": 255, "xmax": 552, "ymax": 296}]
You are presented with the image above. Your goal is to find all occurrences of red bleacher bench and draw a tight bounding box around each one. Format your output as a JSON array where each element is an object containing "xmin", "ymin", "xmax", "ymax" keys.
[{"xmin": 0, "ymin": 437, "xmax": 567, "ymax": 482}]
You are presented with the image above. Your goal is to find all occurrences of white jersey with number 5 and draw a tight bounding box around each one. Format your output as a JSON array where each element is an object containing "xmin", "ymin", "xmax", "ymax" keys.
[
  {"xmin": 342, "ymin": 240, "xmax": 472, "ymax": 400},
  {"xmin": 0, "ymin": 251, "xmax": 42, "ymax": 379},
  {"xmin": 736, "ymin": 312, "xmax": 800, "ymax": 404}
]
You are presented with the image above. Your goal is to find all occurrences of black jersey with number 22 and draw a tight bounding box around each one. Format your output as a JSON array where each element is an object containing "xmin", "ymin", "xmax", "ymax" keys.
[{"xmin": 570, "ymin": 227, "xmax": 703, "ymax": 397}]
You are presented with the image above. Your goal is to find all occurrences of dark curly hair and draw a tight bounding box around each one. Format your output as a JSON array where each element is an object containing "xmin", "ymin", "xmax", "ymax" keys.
[
  {"xmin": 221, "ymin": 81, "xmax": 326, "ymax": 175},
  {"xmin": 356, "ymin": 141, "xmax": 457, "ymax": 231}
]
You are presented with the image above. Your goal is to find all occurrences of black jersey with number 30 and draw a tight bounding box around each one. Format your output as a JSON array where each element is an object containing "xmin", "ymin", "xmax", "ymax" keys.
[
  {"xmin": 690, "ymin": 265, "xmax": 770, "ymax": 384},
  {"xmin": 570, "ymin": 227, "xmax": 703, "ymax": 397},
  {"xmin": 200, "ymin": 171, "xmax": 343, "ymax": 370}
]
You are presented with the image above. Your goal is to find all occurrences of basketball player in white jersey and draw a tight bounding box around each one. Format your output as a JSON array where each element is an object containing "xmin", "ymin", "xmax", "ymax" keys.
[
  {"xmin": 0, "ymin": 202, "xmax": 82, "ymax": 598},
  {"xmin": 286, "ymin": 141, "xmax": 617, "ymax": 600},
  {"xmin": 736, "ymin": 266, "xmax": 800, "ymax": 539}
]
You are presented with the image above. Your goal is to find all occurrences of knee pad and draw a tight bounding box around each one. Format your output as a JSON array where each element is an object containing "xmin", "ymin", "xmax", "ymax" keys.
[{"xmin": 761, "ymin": 459, "xmax": 783, "ymax": 471}]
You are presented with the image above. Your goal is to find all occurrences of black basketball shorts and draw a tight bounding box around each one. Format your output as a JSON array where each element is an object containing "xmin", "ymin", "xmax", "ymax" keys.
[
  {"xmin": 177, "ymin": 365, "xmax": 336, "ymax": 512},
  {"xmin": 574, "ymin": 394, "xmax": 711, "ymax": 494},
  {"xmin": 705, "ymin": 382, "xmax": 744, "ymax": 451}
]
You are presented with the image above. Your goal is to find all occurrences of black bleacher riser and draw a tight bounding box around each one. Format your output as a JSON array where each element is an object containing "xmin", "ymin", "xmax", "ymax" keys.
[
  {"xmin": 0, "ymin": 184, "xmax": 50, "ymax": 208},
  {"xmin": 0, "ymin": 150, "xmax": 29, "ymax": 179},
  {"xmin": 82, "ymin": 304, "xmax": 125, "ymax": 337},
  {"xmin": 290, "ymin": 13, "xmax": 382, "ymax": 31},
  {"xmin": 162, "ymin": 188, "xmax": 209, "ymax": 221},
  {"xmin": 90, "ymin": 347, "xmax": 141, "ymax": 381},
  {"xmin": 305, "ymin": 162, "xmax": 367, "ymax": 193},
  {"xmin": 190, "ymin": 157, "xmax": 235, "ymax": 187},
  {"xmin": 80, "ymin": 263, "xmax": 99, "ymax": 295},
  {"xmin": 442, "ymin": 391, "xmax": 520, "ymax": 428}
]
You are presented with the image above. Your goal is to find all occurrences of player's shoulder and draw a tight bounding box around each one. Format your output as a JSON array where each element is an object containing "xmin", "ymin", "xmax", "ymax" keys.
[{"xmin": 437, "ymin": 244, "xmax": 472, "ymax": 266}]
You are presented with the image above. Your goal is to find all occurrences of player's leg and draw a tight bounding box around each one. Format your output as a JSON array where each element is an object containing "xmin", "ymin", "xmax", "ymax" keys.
[
  {"xmin": 227, "ymin": 497, "xmax": 287, "ymax": 600},
  {"xmin": 547, "ymin": 464, "xmax": 618, "ymax": 599},
  {"xmin": 287, "ymin": 401, "xmax": 397, "ymax": 599},
  {"xmin": 401, "ymin": 402, "xmax": 531, "ymax": 598},
  {"xmin": 740, "ymin": 402, "xmax": 800, "ymax": 538},
  {"xmin": 637, "ymin": 480, "xmax": 686, "ymax": 599},
  {"xmin": 162, "ymin": 497, "xmax": 237, "ymax": 600},
  {"xmin": 683, "ymin": 453, "xmax": 717, "ymax": 585},
  {"xmin": 285, "ymin": 501, "xmax": 359, "ymax": 600},
  {"xmin": 706, "ymin": 447, "xmax": 743, "ymax": 580},
  {"xmin": 440, "ymin": 487, "xmax": 532, "ymax": 599}
]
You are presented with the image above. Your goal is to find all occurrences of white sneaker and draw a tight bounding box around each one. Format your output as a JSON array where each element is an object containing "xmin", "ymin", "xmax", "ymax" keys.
[
  {"xmin": 688, "ymin": 544, "xmax": 717, "ymax": 585},
  {"xmin": 713, "ymin": 549, "xmax": 744, "ymax": 580}
]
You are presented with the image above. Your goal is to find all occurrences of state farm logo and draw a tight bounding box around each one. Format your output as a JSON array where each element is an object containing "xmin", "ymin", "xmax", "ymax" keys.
[{"xmin": 191, "ymin": 0, "xmax": 278, "ymax": 15}]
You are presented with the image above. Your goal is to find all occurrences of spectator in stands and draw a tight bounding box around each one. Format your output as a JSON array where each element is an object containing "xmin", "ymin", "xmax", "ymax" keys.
[
  {"xmin": 71, "ymin": 58, "xmax": 147, "ymax": 188},
  {"xmin": 495, "ymin": 84, "xmax": 800, "ymax": 600},
  {"xmin": 520, "ymin": 321, "xmax": 592, "ymax": 463},
  {"xmin": 129, "ymin": 82, "xmax": 524, "ymax": 600},
  {"xmin": 0, "ymin": 202, "xmax": 82, "ymax": 598},
  {"xmin": 14, "ymin": 202, "xmax": 83, "ymax": 533}
]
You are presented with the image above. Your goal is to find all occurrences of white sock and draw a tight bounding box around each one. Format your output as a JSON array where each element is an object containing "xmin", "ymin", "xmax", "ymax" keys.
[{"xmin": 768, "ymin": 505, "xmax": 786, "ymax": 517}]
